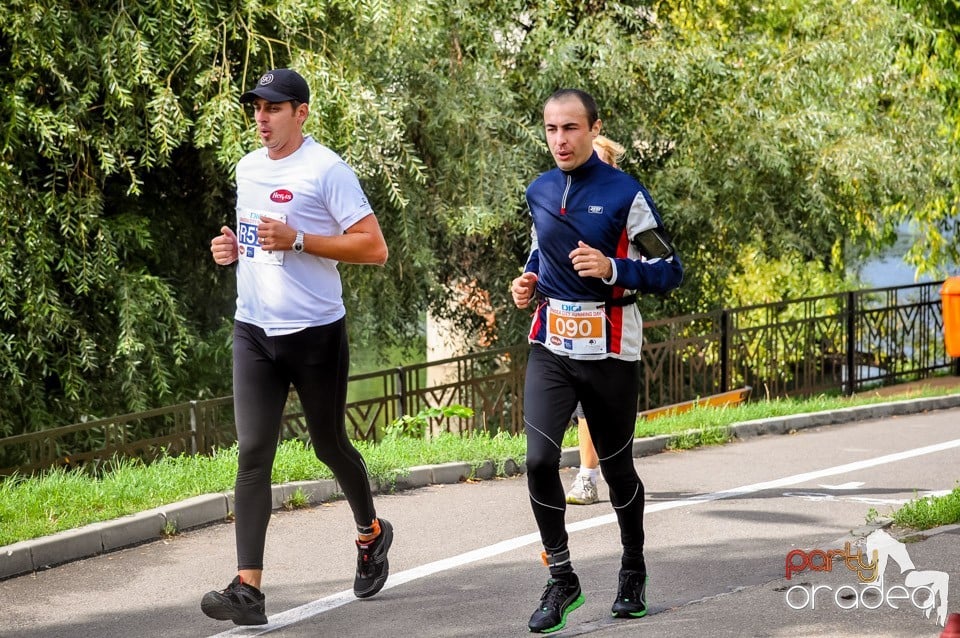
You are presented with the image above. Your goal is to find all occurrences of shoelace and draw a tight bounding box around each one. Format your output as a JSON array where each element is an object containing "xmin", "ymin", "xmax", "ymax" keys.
[
  {"xmin": 539, "ymin": 579, "xmax": 573, "ymax": 610},
  {"xmin": 224, "ymin": 580, "xmax": 261, "ymax": 606},
  {"xmin": 356, "ymin": 541, "xmax": 376, "ymax": 576}
]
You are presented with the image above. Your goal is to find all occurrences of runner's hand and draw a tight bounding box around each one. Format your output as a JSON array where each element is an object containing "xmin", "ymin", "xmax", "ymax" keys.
[
  {"xmin": 570, "ymin": 241, "xmax": 613, "ymax": 279},
  {"xmin": 257, "ymin": 216, "xmax": 295, "ymax": 252},
  {"xmin": 210, "ymin": 226, "xmax": 239, "ymax": 265},
  {"xmin": 511, "ymin": 272, "xmax": 538, "ymax": 309}
]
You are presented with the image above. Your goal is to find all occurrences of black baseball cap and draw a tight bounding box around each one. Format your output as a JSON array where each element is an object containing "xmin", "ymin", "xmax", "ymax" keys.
[{"xmin": 239, "ymin": 69, "xmax": 310, "ymax": 104}]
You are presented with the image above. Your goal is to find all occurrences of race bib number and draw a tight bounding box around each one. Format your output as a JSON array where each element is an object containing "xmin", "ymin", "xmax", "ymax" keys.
[
  {"xmin": 237, "ymin": 209, "xmax": 287, "ymax": 266},
  {"xmin": 544, "ymin": 299, "xmax": 607, "ymax": 355}
]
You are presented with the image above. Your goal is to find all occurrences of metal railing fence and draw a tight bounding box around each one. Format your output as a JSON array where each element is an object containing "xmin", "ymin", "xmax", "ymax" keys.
[{"xmin": 1, "ymin": 281, "xmax": 953, "ymax": 476}]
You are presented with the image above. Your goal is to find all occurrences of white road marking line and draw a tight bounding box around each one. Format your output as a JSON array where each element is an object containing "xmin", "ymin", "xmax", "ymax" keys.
[
  {"xmin": 817, "ymin": 481, "xmax": 865, "ymax": 490},
  {"xmin": 783, "ymin": 491, "xmax": 912, "ymax": 505},
  {"xmin": 209, "ymin": 437, "xmax": 960, "ymax": 636}
]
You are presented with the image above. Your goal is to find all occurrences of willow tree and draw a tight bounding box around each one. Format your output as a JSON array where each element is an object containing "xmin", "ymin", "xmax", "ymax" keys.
[
  {"xmin": 0, "ymin": 0, "xmax": 561, "ymax": 435},
  {"xmin": 0, "ymin": 0, "xmax": 953, "ymax": 436},
  {"xmin": 0, "ymin": 1, "xmax": 439, "ymax": 434}
]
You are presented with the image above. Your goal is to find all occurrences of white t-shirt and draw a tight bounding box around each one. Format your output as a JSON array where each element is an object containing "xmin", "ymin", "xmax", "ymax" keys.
[{"xmin": 233, "ymin": 135, "xmax": 373, "ymax": 330}]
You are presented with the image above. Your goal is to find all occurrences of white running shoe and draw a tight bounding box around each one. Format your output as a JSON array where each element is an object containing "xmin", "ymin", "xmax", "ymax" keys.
[{"xmin": 565, "ymin": 474, "xmax": 599, "ymax": 505}]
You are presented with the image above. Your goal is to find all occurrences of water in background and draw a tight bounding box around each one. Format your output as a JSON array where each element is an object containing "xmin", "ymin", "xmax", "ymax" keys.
[{"xmin": 852, "ymin": 223, "xmax": 936, "ymax": 289}]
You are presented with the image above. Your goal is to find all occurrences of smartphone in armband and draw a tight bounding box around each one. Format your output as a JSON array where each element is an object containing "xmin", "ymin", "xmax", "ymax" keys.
[{"xmin": 632, "ymin": 228, "xmax": 675, "ymax": 259}]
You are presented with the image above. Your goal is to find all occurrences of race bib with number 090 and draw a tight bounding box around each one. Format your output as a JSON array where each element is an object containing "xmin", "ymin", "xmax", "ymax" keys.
[{"xmin": 544, "ymin": 299, "xmax": 607, "ymax": 356}]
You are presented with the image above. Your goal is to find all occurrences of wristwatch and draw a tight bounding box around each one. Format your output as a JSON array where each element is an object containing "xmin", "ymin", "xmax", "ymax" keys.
[{"xmin": 292, "ymin": 230, "xmax": 305, "ymax": 254}]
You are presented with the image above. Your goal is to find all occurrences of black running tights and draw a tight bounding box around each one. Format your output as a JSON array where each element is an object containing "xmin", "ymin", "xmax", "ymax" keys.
[
  {"xmin": 523, "ymin": 344, "xmax": 646, "ymax": 572},
  {"xmin": 231, "ymin": 319, "xmax": 376, "ymax": 571}
]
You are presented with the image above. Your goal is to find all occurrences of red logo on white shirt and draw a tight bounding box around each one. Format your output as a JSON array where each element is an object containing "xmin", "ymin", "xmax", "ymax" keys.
[{"xmin": 270, "ymin": 189, "xmax": 294, "ymax": 203}]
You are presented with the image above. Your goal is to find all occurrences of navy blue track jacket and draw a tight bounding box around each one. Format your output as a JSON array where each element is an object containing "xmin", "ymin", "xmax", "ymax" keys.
[{"xmin": 523, "ymin": 152, "xmax": 683, "ymax": 360}]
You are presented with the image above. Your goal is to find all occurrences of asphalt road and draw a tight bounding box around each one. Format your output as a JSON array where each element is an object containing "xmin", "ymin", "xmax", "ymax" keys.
[{"xmin": 2, "ymin": 407, "xmax": 958, "ymax": 638}]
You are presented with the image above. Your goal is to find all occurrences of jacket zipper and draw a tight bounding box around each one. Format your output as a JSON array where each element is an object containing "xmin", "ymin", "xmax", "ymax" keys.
[{"xmin": 560, "ymin": 174, "xmax": 571, "ymax": 217}]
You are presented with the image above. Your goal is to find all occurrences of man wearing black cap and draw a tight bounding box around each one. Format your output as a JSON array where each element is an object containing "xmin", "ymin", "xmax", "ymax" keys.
[{"xmin": 201, "ymin": 68, "xmax": 393, "ymax": 626}]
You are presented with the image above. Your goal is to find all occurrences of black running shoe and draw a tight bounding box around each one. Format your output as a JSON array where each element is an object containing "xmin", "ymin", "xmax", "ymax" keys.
[
  {"xmin": 200, "ymin": 576, "xmax": 267, "ymax": 625},
  {"xmin": 611, "ymin": 569, "xmax": 648, "ymax": 618},
  {"xmin": 354, "ymin": 518, "xmax": 394, "ymax": 598},
  {"xmin": 527, "ymin": 573, "xmax": 585, "ymax": 633}
]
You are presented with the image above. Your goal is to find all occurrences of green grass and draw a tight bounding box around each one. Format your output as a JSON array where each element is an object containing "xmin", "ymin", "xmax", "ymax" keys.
[
  {"xmin": 0, "ymin": 383, "xmax": 958, "ymax": 547},
  {"xmin": 889, "ymin": 485, "xmax": 960, "ymax": 531}
]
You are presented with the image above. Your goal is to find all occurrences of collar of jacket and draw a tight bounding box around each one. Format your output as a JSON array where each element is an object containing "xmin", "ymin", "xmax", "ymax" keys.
[{"xmin": 560, "ymin": 151, "xmax": 604, "ymax": 178}]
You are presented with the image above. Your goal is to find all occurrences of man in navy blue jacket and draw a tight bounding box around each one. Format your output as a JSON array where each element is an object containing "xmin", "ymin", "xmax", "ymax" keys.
[{"xmin": 511, "ymin": 89, "xmax": 683, "ymax": 633}]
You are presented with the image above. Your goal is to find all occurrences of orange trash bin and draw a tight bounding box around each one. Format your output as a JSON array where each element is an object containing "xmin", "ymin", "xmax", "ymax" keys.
[{"xmin": 942, "ymin": 277, "xmax": 960, "ymax": 358}]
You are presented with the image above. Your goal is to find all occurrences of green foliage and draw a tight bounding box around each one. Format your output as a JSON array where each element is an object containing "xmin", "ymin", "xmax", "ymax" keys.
[
  {"xmin": 892, "ymin": 0, "xmax": 960, "ymax": 278},
  {"xmin": 283, "ymin": 487, "xmax": 309, "ymax": 510},
  {"xmin": 891, "ymin": 484, "xmax": 960, "ymax": 530},
  {"xmin": 0, "ymin": 1, "xmax": 436, "ymax": 434},
  {"xmin": 665, "ymin": 425, "xmax": 731, "ymax": 450},
  {"xmin": 723, "ymin": 248, "xmax": 851, "ymax": 308},
  {"xmin": 0, "ymin": 0, "xmax": 957, "ymax": 438},
  {"xmin": 384, "ymin": 405, "xmax": 476, "ymax": 440},
  {"xmin": 405, "ymin": 0, "xmax": 956, "ymax": 330},
  {"xmin": 0, "ymin": 2, "xmax": 239, "ymax": 432},
  {"xmin": 271, "ymin": 439, "xmax": 327, "ymax": 483},
  {"xmin": 646, "ymin": 0, "xmax": 950, "ymax": 309}
]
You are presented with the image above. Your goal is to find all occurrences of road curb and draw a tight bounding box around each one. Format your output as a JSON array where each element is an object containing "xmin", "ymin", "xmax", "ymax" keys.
[
  {"xmin": 2, "ymin": 393, "xmax": 959, "ymax": 581},
  {"xmin": 727, "ymin": 393, "xmax": 960, "ymax": 441}
]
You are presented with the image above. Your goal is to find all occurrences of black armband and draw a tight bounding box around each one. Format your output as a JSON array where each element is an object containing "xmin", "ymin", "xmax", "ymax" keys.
[{"xmin": 632, "ymin": 227, "xmax": 675, "ymax": 259}]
